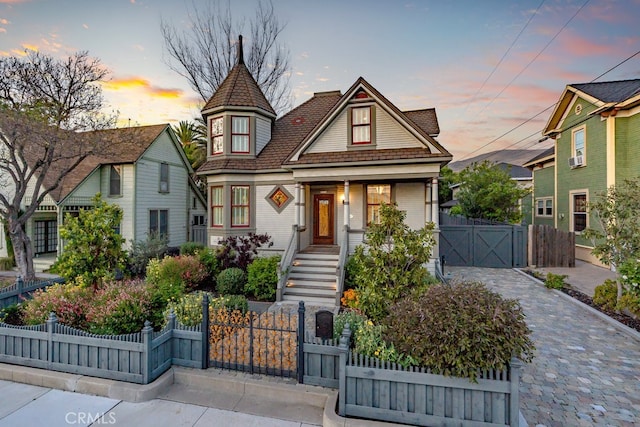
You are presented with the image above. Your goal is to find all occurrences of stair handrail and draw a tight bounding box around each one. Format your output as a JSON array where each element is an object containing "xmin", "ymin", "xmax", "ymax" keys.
[
  {"xmin": 277, "ymin": 225, "xmax": 298, "ymax": 301},
  {"xmin": 335, "ymin": 225, "xmax": 350, "ymax": 305}
]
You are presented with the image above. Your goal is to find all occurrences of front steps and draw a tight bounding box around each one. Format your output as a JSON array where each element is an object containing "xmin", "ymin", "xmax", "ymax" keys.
[{"xmin": 282, "ymin": 252, "xmax": 338, "ymax": 306}]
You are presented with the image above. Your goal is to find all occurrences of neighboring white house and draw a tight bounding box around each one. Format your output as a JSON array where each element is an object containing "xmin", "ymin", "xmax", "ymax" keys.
[
  {"xmin": 5, "ymin": 124, "xmax": 206, "ymax": 270},
  {"xmin": 197, "ymin": 39, "xmax": 453, "ymax": 305}
]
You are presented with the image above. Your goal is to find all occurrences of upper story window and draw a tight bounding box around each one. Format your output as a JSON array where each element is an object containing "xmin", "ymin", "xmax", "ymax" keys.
[
  {"xmin": 109, "ymin": 165, "xmax": 122, "ymax": 196},
  {"xmin": 572, "ymin": 127, "xmax": 585, "ymax": 158},
  {"xmin": 232, "ymin": 116, "xmax": 250, "ymax": 153},
  {"xmin": 211, "ymin": 186, "xmax": 223, "ymax": 227},
  {"xmin": 352, "ymin": 107, "xmax": 371, "ymax": 144},
  {"xmin": 159, "ymin": 163, "xmax": 169, "ymax": 193},
  {"xmin": 211, "ymin": 116, "xmax": 224, "ymax": 155},
  {"xmin": 231, "ymin": 185, "xmax": 250, "ymax": 227},
  {"xmin": 367, "ymin": 184, "xmax": 391, "ymax": 225}
]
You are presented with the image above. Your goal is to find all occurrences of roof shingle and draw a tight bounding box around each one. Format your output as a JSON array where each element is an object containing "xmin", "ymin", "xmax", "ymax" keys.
[{"xmin": 572, "ymin": 79, "xmax": 640, "ymax": 103}]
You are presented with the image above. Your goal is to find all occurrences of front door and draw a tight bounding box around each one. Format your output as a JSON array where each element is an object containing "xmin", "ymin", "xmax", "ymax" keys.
[
  {"xmin": 34, "ymin": 220, "xmax": 57, "ymax": 254},
  {"xmin": 313, "ymin": 194, "xmax": 334, "ymax": 245}
]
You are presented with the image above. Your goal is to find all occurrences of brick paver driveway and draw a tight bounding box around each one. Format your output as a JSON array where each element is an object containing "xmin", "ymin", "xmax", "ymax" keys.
[{"xmin": 449, "ymin": 267, "xmax": 640, "ymax": 427}]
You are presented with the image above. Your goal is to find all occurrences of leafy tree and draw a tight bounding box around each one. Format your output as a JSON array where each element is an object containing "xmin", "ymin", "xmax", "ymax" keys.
[
  {"xmin": 0, "ymin": 50, "xmax": 116, "ymax": 280},
  {"xmin": 51, "ymin": 194, "xmax": 127, "ymax": 286},
  {"xmin": 583, "ymin": 178, "xmax": 640, "ymax": 301},
  {"xmin": 456, "ymin": 161, "xmax": 529, "ymax": 223},
  {"xmin": 160, "ymin": 0, "xmax": 292, "ymax": 113},
  {"xmin": 351, "ymin": 203, "xmax": 435, "ymax": 322},
  {"xmin": 438, "ymin": 165, "xmax": 459, "ymax": 204},
  {"xmin": 172, "ymin": 120, "xmax": 206, "ymax": 170}
]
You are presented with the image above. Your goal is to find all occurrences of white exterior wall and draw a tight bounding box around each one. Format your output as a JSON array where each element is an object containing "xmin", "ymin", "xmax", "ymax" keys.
[
  {"xmin": 135, "ymin": 132, "xmax": 189, "ymax": 247},
  {"xmin": 255, "ymin": 183, "xmax": 296, "ymax": 250},
  {"xmin": 395, "ymin": 182, "xmax": 427, "ymax": 230},
  {"xmin": 256, "ymin": 117, "xmax": 272, "ymax": 155},
  {"xmin": 0, "ymin": 221, "xmax": 6, "ymax": 258},
  {"xmin": 349, "ymin": 184, "xmax": 365, "ymax": 230},
  {"xmin": 306, "ymin": 106, "xmax": 425, "ymax": 154},
  {"xmin": 69, "ymin": 170, "xmax": 101, "ymax": 199},
  {"xmin": 100, "ymin": 164, "xmax": 136, "ymax": 244}
]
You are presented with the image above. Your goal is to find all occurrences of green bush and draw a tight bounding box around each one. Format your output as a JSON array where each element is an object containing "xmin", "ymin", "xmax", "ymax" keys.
[
  {"xmin": 198, "ymin": 247, "xmax": 222, "ymax": 284},
  {"xmin": 333, "ymin": 309, "xmax": 367, "ymax": 341},
  {"xmin": 165, "ymin": 291, "xmax": 210, "ymax": 327},
  {"xmin": 619, "ymin": 258, "xmax": 640, "ymax": 297},
  {"xmin": 354, "ymin": 320, "xmax": 417, "ymax": 367},
  {"xmin": 343, "ymin": 256, "xmax": 362, "ymax": 291},
  {"xmin": 146, "ymin": 255, "xmax": 207, "ymax": 292},
  {"xmin": 128, "ymin": 232, "xmax": 169, "ymax": 277},
  {"xmin": 382, "ymin": 281, "xmax": 535, "ymax": 381},
  {"xmin": 180, "ymin": 242, "xmax": 204, "ymax": 256},
  {"xmin": 544, "ymin": 272, "xmax": 567, "ymax": 289},
  {"xmin": 85, "ymin": 280, "xmax": 152, "ymax": 334},
  {"xmin": 217, "ymin": 267, "xmax": 246, "ymax": 295},
  {"xmin": 212, "ymin": 294, "xmax": 249, "ymax": 313},
  {"xmin": 22, "ymin": 279, "xmax": 93, "ymax": 329},
  {"xmin": 0, "ymin": 257, "xmax": 16, "ymax": 271},
  {"xmin": 245, "ymin": 255, "xmax": 280, "ymax": 301},
  {"xmin": 593, "ymin": 279, "xmax": 618, "ymax": 311},
  {"xmin": 618, "ymin": 293, "xmax": 640, "ymax": 317},
  {"xmin": 0, "ymin": 303, "xmax": 23, "ymax": 325},
  {"xmin": 146, "ymin": 258, "xmax": 186, "ymax": 305}
]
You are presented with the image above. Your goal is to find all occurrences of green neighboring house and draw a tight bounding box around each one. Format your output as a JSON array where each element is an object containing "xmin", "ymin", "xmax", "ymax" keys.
[{"xmin": 525, "ymin": 79, "xmax": 640, "ymax": 266}]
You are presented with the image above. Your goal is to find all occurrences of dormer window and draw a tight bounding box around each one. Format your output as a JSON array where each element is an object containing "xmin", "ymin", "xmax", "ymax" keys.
[
  {"xmin": 232, "ymin": 116, "xmax": 250, "ymax": 153},
  {"xmin": 211, "ymin": 116, "xmax": 224, "ymax": 155},
  {"xmin": 352, "ymin": 107, "xmax": 371, "ymax": 144}
]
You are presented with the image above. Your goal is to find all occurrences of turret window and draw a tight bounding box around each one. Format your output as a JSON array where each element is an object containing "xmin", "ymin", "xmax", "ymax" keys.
[
  {"xmin": 211, "ymin": 117, "xmax": 224, "ymax": 155},
  {"xmin": 231, "ymin": 116, "xmax": 250, "ymax": 153}
]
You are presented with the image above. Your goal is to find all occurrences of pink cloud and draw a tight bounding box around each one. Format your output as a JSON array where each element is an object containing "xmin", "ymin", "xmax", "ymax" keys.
[{"xmin": 556, "ymin": 31, "xmax": 610, "ymax": 56}]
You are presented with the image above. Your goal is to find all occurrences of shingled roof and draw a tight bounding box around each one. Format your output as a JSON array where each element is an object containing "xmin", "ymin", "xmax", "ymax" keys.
[
  {"xmin": 403, "ymin": 109, "xmax": 440, "ymax": 136},
  {"xmin": 201, "ymin": 37, "xmax": 276, "ymax": 117},
  {"xmin": 572, "ymin": 79, "xmax": 640, "ymax": 103},
  {"xmin": 49, "ymin": 124, "xmax": 169, "ymax": 202}
]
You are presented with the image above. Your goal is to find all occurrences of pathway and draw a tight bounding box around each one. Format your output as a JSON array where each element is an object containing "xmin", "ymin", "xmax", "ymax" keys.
[{"xmin": 449, "ymin": 267, "xmax": 640, "ymax": 427}]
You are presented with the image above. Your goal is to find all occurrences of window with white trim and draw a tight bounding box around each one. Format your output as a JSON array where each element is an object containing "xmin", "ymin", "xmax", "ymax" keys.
[
  {"xmin": 211, "ymin": 116, "xmax": 224, "ymax": 155},
  {"xmin": 572, "ymin": 127, "xmax": 585, "ymax": 158},
  {"xmin": 231, "ymin": 116, "xmax": 249, "ymax": 153},
  {"xmin": 159, "ymin": 163, "xmax": 169, "ymax": 193},
  {"xmin": 149, "ymin": 209, "xmax": 168, "ymax": 237},
  {"xmin": 109, "ymin": 165, "xmax": 122, "ymax": 196},
  {"xmin": 535, "ymin": 198, "xmax": 553, "ymax": 217}
]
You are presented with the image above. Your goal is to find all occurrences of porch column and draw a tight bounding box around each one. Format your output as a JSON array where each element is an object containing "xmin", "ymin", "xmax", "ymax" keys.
[
  {"xmin": 425, "ymin": 181, "xmax": 433, "ymax": 223},
  {"xmin": 343, "ymin": 180, "xmax": 350, "ymax": 228},
  {"xmin": 295, "ymin": 183, "xmax": 301, "ymax": 227},
  {"xmin": 300, "ymin": 184, "xmax": 306, "ymax": 229},
  {"xmin": 431, "ymin": 177, "xmax": 439, "ymax": 228}
]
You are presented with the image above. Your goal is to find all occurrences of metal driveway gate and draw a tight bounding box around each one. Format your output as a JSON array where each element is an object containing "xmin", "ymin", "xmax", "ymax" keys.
[{"xmin": 439, "ymin": 223, "xmax": 527, "ymax": 268}]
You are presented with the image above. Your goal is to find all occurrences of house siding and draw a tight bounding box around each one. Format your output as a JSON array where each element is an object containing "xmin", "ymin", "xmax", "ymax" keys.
[
  {"xmin": 532, "ymin": 165, "xmax": 555, "ymax": 227},
  {"xmin": 256, "ymin": 117, "xmax": 271, "ymax": 155},
  {"xmin": 255, "ymin": 184, "xmax": 296, "ymax": 250},
  {"xmin": 616, "ymin": 113, "xmax": 640, "ymax": 182},
  {"xmin": 306, "ymin": 105, "xmax": 425, "ymax": 153},
  {"xmin": 100, "ymin": 164, "xmax": 136, "ymax": 244},
  {"xmin": 395, "ymin": 182, "xmax": 426, "ymax": 230},
  {"xmin": 135, "ymin": 133, "xmax": 189, "ymax": 246},
  {"xmin": 556, "ymin": 99, "xmax": 607, "ymax": 246}
]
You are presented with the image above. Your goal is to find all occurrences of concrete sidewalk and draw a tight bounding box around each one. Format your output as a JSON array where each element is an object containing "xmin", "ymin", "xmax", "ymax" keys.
[{"xmin": 531, "ymin": 260, "xmax": 616, "ymax": 297}]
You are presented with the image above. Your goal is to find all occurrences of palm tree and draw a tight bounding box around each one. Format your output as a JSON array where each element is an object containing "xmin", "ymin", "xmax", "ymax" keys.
[{"xmin": 173, "ymin": 120, "xmax": 206, "ymax": 170}]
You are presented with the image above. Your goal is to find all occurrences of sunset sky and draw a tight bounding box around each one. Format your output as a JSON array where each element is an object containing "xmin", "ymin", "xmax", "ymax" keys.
[{"xmin": 1, "ymin": 0, "xmax": 639, "ymax": 160}]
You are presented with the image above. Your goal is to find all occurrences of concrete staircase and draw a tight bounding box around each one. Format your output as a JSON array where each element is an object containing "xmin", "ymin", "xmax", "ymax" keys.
[
  {"xmin": 33, "ymin": 255, "xmax": 57, "ymax": 273},
  {"xmin": 282, "ymin": 252, "xmax": 338, "ymax": 306}
]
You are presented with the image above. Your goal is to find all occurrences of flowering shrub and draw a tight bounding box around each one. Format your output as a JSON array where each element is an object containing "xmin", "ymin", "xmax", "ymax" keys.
[
  {"xmin": 22, "ymin": 278, "xmax": 92, "ymax": 329},
  {"xmin": 340, "ymin": 289, "xmax": 359, "ymax": 309},
  {"xmin": 85, "ymin": 280, "xmax": 152, "ymax": 335},
  {"xmin": 165, "ymin": 292, "xmax": 249, "ymax": 327},
  {"xmin": 618, "ymin": 293, "xmax": 640, "ymax": 317},
  {"xmin": 593, "ymin": 279, "xmax": 618, "ymax": 311},
  {"xmin": 147, "ymin": 255, "xmax": 208, "ymax": 291},
  {"xmin": 354, "ymin": 320, "xmax": 417, "ymax": 367},
  {"xmin": 619, "ymin": 259, "xmax": 640, "ymax": 297}
]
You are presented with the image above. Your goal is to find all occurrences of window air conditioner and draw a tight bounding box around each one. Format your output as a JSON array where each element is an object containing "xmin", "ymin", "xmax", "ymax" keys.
[{"xmin": 568, "ymin": 155, "xmax": 584, "ymax": 168}]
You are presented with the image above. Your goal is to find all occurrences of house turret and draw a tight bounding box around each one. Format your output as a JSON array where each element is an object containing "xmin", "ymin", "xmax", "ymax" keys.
[{"xmin": 201, "ymin": 35, "xmax": 276, "ymax": 160}]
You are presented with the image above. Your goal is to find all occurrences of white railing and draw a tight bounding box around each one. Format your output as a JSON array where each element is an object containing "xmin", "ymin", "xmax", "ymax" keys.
[
  {"xmin": 277, "ymin": 225, "xmax": 298, "ymax": 301},
  {"xmin": 335, "ymin": 225, "xmax": 350, "ymax": 305}
]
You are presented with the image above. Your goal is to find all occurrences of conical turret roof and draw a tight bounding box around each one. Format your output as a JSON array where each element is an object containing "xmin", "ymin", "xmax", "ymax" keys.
[{"xmin": 201, "ymin": 36, "xmax": 276, "ymax": 117}]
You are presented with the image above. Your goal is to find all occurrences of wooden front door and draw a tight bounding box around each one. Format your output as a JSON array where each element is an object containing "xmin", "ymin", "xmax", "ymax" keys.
[{"xmin": 313, "ymin": 194, "xmax": 334, "ymax": 245}]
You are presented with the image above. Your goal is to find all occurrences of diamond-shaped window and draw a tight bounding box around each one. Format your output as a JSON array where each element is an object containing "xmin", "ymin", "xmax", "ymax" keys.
[{"xmin": 266, "ymin": 185, "xmax": 293, "ymax": 213}]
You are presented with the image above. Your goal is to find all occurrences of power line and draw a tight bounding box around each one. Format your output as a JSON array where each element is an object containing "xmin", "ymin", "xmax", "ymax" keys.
[{"xmin": 458, "ymin": 48, "xmax": 640, "ymax": 163}]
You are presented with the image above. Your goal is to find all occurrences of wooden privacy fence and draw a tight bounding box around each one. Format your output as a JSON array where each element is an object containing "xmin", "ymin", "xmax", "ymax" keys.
[
  {"xmin": 0, "ymin": 277, "xmax": 64, "ymax": 309},
  {"xmin": 528, "ymin": 225, "xmax": 575, "ymax": 267},
  {"xmin": 0, "ymin": 311, "xmax": 205, "ymax": 384}
]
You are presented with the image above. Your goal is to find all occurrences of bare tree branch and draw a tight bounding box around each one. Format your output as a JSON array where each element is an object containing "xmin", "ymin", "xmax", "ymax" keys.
[{"xmin": 161, "ymin": 0, "xmax": 292, "ymax": 114}]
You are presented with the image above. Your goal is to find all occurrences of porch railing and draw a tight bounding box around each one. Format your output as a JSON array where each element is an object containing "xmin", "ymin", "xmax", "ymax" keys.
[
  {"xmin": 335, "ymin": 225, "xmax": 349, "ymax": 305},
  {"xmin": 277, "ymin": 225, "xmax": 298, "ymax": 301}
]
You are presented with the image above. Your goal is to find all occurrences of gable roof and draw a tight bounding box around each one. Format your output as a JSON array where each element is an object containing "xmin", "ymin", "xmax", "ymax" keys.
[
  {"xmin": 198, "ymin": 91, "xmax": 342, "ymax": 173},
  {"xmin": 523, "ymin": 147, "xmax": 555, "ymax": 168},
  {"xmin": 494, "ymin": 162, "xmax": 531, "ymax": 179},
  {"xmin": 200, "ymin": 61, "xmax": 276, "ymax": 117},
  {"xmin": 286, "ymin": 77, "xmax": 451, "ymax": 164},
  {"xmin": 543, "ymin": 79, "xmax": 640, "ymax": 136},
  {"xmin": 51, "ymin": 124, "xmax": 169, "ymax": 202},
  {"xmin": 403, "ymin": 109, "xmax": 440, "ymax": 137}
]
